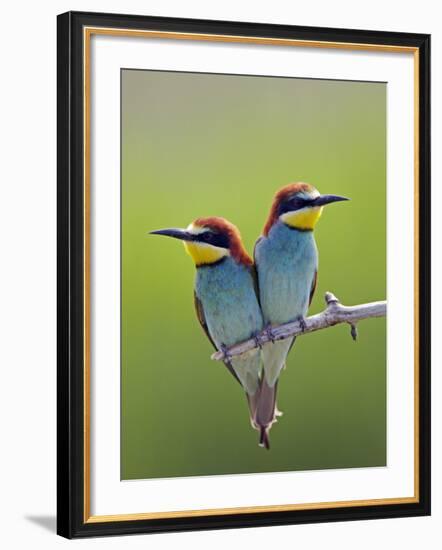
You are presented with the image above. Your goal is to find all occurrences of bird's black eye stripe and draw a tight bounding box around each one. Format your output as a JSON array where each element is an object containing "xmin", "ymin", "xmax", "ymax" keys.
[
  {"xmin": 278, "ymin": 196, "xmax": 311, "ymax": 215},
  {"xmin": 197, "ymin": 231, "xmax": 230, "ymax": 249}
]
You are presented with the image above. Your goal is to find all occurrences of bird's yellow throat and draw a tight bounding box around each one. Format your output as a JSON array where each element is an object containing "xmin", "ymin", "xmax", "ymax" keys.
[
  {"xmin": 281, "ymin": 206, "xmax": 323, "ymax": 230},
  {"xmin": 183, "ymin": 241, "xmax": 228, "ymax": 266}
]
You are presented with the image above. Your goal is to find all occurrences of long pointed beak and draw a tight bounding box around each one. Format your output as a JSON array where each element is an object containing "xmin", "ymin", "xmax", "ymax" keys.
[
  {"xmin": 313, "ymin": 194, "xmax": 350, "ymax": 207},
  {"xmin": 149, "ymin": 228, "xmax": 193, "ymax": 241}
]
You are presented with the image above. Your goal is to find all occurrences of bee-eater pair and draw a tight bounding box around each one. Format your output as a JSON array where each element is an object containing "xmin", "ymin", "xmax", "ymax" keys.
[{"xmin": 151, "ymin": 183, "xmax": 349, "ymax": 449}]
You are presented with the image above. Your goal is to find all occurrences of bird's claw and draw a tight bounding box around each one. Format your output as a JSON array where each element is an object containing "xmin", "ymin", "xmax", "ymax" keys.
[
  {"xmin": 264, "ymin": 325, "xmax": 276, "ymax": 344},
  {"xmin": 253, "ymin": 333, "xmax": 263, "ymax": 350},
  {"xmin": 298, "ymin": 316, "xmax": 307, "ymax": 333},
  {"xmin": 220, "ymin": 343, "xmax": 232, "ymax": 363}
]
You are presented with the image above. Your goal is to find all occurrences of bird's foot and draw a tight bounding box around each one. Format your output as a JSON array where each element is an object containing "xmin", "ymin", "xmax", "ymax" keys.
[
  {"xmin": 253, "ymin": 331, "xmax": 263, "ymax": 350},
  {"xmin": 298, "ymin": 316, "xmax": 307, "ymax": 333},
  {"xmin": 220, "ymin": 343, "xmax": 232, "ymax": 363},
  {"xmin": 264, "ymin": 324, "xmax": 276, "ymax": 344}
]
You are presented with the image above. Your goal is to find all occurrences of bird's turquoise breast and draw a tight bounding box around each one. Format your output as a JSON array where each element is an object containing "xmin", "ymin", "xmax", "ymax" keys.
[
  {"xmin": 195, "ymin": 257, "xmax": 263, "ymax": 348},
  {"xmin": 255, "ymin": 222, "xmax": 318, "ymax": 325}
]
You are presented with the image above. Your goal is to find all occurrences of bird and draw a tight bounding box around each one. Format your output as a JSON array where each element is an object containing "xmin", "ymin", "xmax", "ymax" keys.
[
  {"xmin": 254, "ymin": 183, "xmax": 349, "ymax": 445},
  {"xmin": 150, "ymin": 217, "xmax": 266, "ymax": 445}
]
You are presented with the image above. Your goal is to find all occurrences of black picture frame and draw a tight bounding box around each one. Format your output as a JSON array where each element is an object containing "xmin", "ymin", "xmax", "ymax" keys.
[{"xmin": 57, "ymin": 10, "xmax": 431, "ymax": 539}]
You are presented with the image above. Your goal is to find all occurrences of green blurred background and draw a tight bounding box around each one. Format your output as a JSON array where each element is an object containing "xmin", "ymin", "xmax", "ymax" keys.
[{"xmin": 121, "ymin": 69, "xmax": 386, "ymax": 480}]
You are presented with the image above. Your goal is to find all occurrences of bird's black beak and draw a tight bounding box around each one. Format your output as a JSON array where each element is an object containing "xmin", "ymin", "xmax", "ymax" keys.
[
  {"xmin": 149, "ymin": 228, "xmax": 193, "ymax": 241},
  {"xmin": 312, "ymin": 194, "xmax": 350, "ymax": 207}
]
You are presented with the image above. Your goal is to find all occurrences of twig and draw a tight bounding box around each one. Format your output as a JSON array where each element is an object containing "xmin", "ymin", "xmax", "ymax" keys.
[{"xmin": 211, "ymin": 292, "xmax": 386, "ymax": 361}]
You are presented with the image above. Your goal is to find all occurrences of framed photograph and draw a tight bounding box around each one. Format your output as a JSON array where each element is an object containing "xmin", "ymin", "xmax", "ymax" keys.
[{"xmin": 57, "ymin": 11, "xmax": 430, "ymax": 538}]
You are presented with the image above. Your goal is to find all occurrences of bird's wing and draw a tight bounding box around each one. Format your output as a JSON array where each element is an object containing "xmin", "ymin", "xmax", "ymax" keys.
[
  {"xmin": 248, "ymin": 263, "xmax": 261, "ymax": 305},
  {"xmin": 193, "ymin": 291, "xmax": 241, "ymax": 385},
  {"xmin": 309, "ymin": 269, "xmax": 318, "ymax": 306},
  {"xmin": 287, "ymin": 268, "xmax": 317, "ymax": 357},
  {"xmin": 253, "ymin": 236, "xmax": 263, "ymax": 262},
  {"xmin": 252, "ymin": 237, "xmax": 263, "ymax": 302},
  {"xmin": 194, "ymin": 291, "xmax": 217, "ymax": 350}
]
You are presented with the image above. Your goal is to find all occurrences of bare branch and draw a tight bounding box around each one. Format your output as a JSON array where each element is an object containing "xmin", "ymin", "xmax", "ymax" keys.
[{"xmin": 211, "ymin": 292, "xmax": 386, "ymax": 362}]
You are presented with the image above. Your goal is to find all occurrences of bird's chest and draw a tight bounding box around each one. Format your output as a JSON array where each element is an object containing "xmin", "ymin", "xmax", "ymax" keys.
[
  {"xmin": 195, "ymin": 260, "xmax": 262, "ymax": 347},
  {"xmin": 256, "ymin": 225, "xmax": 318, "ymax": 324}
]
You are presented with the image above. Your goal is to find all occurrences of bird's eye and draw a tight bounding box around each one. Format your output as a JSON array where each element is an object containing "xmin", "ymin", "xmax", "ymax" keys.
[
  {"xmin": 200, "ymin": 231, "xmax": 218, "ymax": 245},
  {"xmin": 290, "ymin": 196, "xmax": 308, "ymax": 209},
  {"xmin": 199, "ymin": 231, "xmax": 229, "ymax": 249}
]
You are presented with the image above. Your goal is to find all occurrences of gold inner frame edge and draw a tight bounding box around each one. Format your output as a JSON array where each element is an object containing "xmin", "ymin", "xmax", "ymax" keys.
[{"xmin": 82, "ymin": 26, "xmax": 420, "ymax": 524}]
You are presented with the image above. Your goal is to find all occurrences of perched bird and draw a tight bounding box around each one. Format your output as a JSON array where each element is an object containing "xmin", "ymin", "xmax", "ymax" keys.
[
  {"xmin": 150, "ymin": 217, "xmax": 265, "ymax": 444},
  {"xmin": 254, "ymin": 183, "xmax": 349, "ymax": 445}
]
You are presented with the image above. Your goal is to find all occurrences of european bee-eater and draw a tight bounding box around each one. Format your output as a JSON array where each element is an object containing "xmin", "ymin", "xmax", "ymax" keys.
[
  {"xmin": 254, "ymin": 183, "xmax": 349, "ymax": 442},
  {"xmin": 150, "ymin": 217, "xmax": 265, "ymax": 444}
]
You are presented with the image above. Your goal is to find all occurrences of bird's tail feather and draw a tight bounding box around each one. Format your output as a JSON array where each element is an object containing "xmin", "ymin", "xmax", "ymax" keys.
[
  {"xmin": 254, "ymin": 378, "xmax": 279, "ymax": 449},
  {"xmin": 246, "ymin": 391, "xmax": 260, "ymax": 430},
  {"xmin": 259, "ymin": 426, "xmax": 270, "ymax": 450}
]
